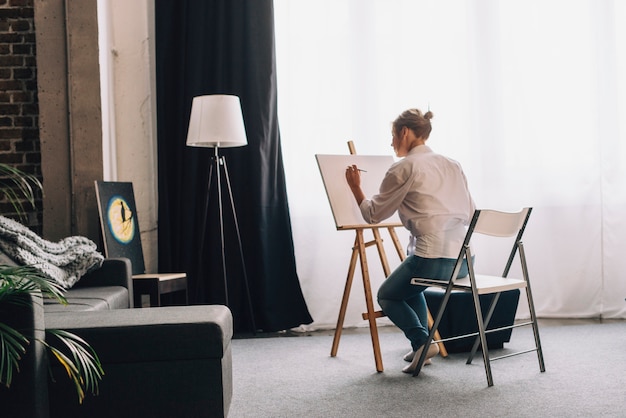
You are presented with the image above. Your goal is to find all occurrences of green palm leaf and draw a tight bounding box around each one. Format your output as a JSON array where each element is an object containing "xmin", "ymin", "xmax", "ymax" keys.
[
  {"xmin": 0, "ymin": 164, "xmax": 41, "ymax": 222},
  {"xmin": 0, "ymin": 265, "xmax": 67, "ymax": 304},
  {"xmin": 0, "ymin": 322, "xmax": 29, "ymax": 387},
  {"xmin": 44, "ymin": 329, "xmax": 104, "ymax": 404}
]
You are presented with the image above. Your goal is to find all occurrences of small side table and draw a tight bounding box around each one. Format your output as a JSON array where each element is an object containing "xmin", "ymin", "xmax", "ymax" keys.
[{"xmin": 132, "ymin": 273, "xmax": 188, "ymax": 308}]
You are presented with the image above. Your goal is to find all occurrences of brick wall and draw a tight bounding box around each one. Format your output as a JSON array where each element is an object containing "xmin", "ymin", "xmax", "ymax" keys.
[{"xmin": 0, "ymin": 0, "xmax": 42, "ymax": 231}]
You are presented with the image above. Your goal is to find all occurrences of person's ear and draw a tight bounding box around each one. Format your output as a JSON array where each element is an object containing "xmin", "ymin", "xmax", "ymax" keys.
[{"xmin": 401, "ymin": 126, "xmax": 409, "ymax": 140}]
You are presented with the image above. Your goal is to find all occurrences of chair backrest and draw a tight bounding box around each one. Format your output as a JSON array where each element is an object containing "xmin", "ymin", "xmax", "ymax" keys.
[
  {"xmin": 472, "ymin": 208, "xmax": 532, "ymax": 238},
  {"xmin": 465, "ymin": 207, "xmax": 532, "ymax": 279}
]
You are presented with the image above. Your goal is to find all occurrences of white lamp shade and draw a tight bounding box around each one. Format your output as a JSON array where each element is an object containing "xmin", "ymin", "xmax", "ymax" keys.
[{"xmin": 186, "ymin": 94, "xmax": 248, "ymax": 148}]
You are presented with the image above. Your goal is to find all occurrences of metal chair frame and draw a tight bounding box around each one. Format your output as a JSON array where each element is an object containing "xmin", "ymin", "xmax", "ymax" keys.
[{"xmin": 410, "ymin": 207, "xmax": 546, "ymax": 386}]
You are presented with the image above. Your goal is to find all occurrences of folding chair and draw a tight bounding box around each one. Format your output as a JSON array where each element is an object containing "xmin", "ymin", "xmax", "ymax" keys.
[{"xmin": 410, "ymin": 207, "xmax": 545, "ymax": 386}]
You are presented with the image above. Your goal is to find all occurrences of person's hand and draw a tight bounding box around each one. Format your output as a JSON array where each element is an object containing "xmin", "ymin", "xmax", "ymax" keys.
[
  {"xmin": 345, "ymin": 165, "xmax": 361, "ymax": 189},
  {"xmin": 345, "ymin": 165, "xmax": 366, "ymax": 204}
]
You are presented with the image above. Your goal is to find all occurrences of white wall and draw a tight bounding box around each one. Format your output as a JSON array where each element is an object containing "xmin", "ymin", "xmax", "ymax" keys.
[{"xmin": 98, "ymin": 0, "xmax": 158, "ymax": 272}]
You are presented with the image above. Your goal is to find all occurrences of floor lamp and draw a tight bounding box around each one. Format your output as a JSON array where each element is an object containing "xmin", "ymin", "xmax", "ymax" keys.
[{"xmin": 186, "ymin": 94, "xmax": 256, "ymax": 332}]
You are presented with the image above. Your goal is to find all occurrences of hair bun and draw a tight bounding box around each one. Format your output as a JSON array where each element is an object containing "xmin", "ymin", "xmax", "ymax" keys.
[{"xmin": 424, "ymin": 110, "xmax": 434, "ymax": 120}]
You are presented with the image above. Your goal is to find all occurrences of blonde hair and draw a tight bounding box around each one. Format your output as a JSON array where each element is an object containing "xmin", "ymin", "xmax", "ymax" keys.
[{"xmin": 392, "ymin": 108, "xmax": 434, "ymax": 139}]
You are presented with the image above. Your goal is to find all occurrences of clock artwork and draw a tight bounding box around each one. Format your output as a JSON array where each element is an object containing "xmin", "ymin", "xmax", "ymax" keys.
[
  {"xmin": 106, "ymin": 195, "xmax": 136, "ymax": 244},
  {"xmin": 95, "ymin": 181, "xmax": 146, "ymax": 275}
]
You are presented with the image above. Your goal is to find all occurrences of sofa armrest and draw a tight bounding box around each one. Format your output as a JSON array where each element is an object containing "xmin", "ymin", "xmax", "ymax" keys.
[
  {"xmin": 73, "ymin": 258, "xmax": 134, "ymax": 307},
  {"xmin": 45, "ymin": 305, "xmax": 233, "ymax": 418},
  {"xmin": 0, "ymin": 292, "xmax": 49, "ymax": 418}
]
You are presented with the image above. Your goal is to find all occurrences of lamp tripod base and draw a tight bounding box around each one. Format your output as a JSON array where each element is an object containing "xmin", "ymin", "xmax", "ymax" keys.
[{"xmin": 198, "ymin": 146, "xmax": 256, "ymax": 333}]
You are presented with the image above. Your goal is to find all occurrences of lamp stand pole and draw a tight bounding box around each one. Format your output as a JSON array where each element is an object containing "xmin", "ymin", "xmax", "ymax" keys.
[{"xmin": 199, "ymin": 146, "xmax": 256, "ymax": 332}]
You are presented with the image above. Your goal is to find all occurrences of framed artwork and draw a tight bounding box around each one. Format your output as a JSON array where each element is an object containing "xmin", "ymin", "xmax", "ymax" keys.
[{"xmin": 95, "ymin": 181, "xmax": 146, "ymax": 275}]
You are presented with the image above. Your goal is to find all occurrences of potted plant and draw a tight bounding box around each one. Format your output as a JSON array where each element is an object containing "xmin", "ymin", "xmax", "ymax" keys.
[{"xmin": 0, "ymin": 163, "xmax": 104, "ymax": 404}]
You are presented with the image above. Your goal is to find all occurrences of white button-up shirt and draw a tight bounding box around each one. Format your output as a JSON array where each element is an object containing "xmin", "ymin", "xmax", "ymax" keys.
[{"xmin": 359, "ymin": 145, "xmax": 475, "ymax": 258}]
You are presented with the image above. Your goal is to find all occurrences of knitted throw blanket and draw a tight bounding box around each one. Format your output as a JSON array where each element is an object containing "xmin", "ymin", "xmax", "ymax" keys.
[{"xmin": 0, "ymin": 215, "xmax": 104, "ymax": 289}]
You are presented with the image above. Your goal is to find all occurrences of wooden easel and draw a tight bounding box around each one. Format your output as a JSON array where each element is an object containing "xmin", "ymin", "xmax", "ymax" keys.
[{"xmin": 330, "ymin": 141, "xmax": 447, "ymax": 372}]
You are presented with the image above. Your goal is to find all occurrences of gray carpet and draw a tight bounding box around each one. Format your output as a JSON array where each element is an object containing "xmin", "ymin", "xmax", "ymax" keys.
[{"xmin": 229, "ymin": 319, "xmax": 626, "ymax": 417}]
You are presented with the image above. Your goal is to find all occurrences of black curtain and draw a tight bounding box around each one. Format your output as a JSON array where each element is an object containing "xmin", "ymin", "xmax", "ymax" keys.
[{"xmin": 155, "ymin": 0, "xmax": 313, "ymax": 333}]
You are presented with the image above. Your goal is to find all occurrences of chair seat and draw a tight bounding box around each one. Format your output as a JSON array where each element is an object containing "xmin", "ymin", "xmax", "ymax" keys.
[
  {"xmin": 455, "ymin": 275, "xmax": 527, "ymax": 294},
  {"xmin": 411, "ymin": 275, "xmax": 527, "ymax": 295}
]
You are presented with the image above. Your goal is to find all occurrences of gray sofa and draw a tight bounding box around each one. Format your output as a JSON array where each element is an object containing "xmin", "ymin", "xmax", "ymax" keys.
[
  {"xmin": 43, "ymin": 257, "xmax": 135, "ymax": 311},
  {"xmin": 1, "ymin": 257, "xmax": 133, "ymax": 418},
  {"xmin": 0, "ymin": 257, "xmax": 233, "ymax": 418},
  {"xmin": 46, "ymin": 305, "xmax": 233, "ymax": 418}
]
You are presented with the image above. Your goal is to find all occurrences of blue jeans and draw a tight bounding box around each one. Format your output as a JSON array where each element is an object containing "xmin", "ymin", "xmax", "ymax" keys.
[{"xmin": 377, "ymin": 255, "xmax": 469, "ymax": 351}]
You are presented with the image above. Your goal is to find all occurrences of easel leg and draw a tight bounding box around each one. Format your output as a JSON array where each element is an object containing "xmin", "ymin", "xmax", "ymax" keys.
[
  {"xmin": 387, "ymin": 227, "xmax": 405, "ymax": 261},
  {"xmin": 372, "ymin": 228, "xmax": 392, "ymax": 276},
  {"xmin": 356, "ymin": 229, "xmax": 384, "ymax": 372},
  {"xmin": 333, "ymin": 225, "xmax": 446, "ymax": 371},
  {"xmin": 331, "ymin": 236, "xmax": 359, "ymax": 357},
  {"xmin": 332, "ymin": 231, "xmax": 384, "ymax": 372},
  {"xmin": 427, "ymin": 311, "xmax": 447, "ymax": 357}
]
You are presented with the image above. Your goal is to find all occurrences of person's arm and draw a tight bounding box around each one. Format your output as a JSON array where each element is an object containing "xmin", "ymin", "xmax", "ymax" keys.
[{"xmin": 345, "ymin": 165, "xmax": 366, "ymax": 204}]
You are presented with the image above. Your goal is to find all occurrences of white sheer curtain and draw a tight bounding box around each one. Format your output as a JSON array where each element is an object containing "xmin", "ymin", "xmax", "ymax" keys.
[{"xmin": 274, "ymin": 0, "xmax": 626, "ymax": 330}]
